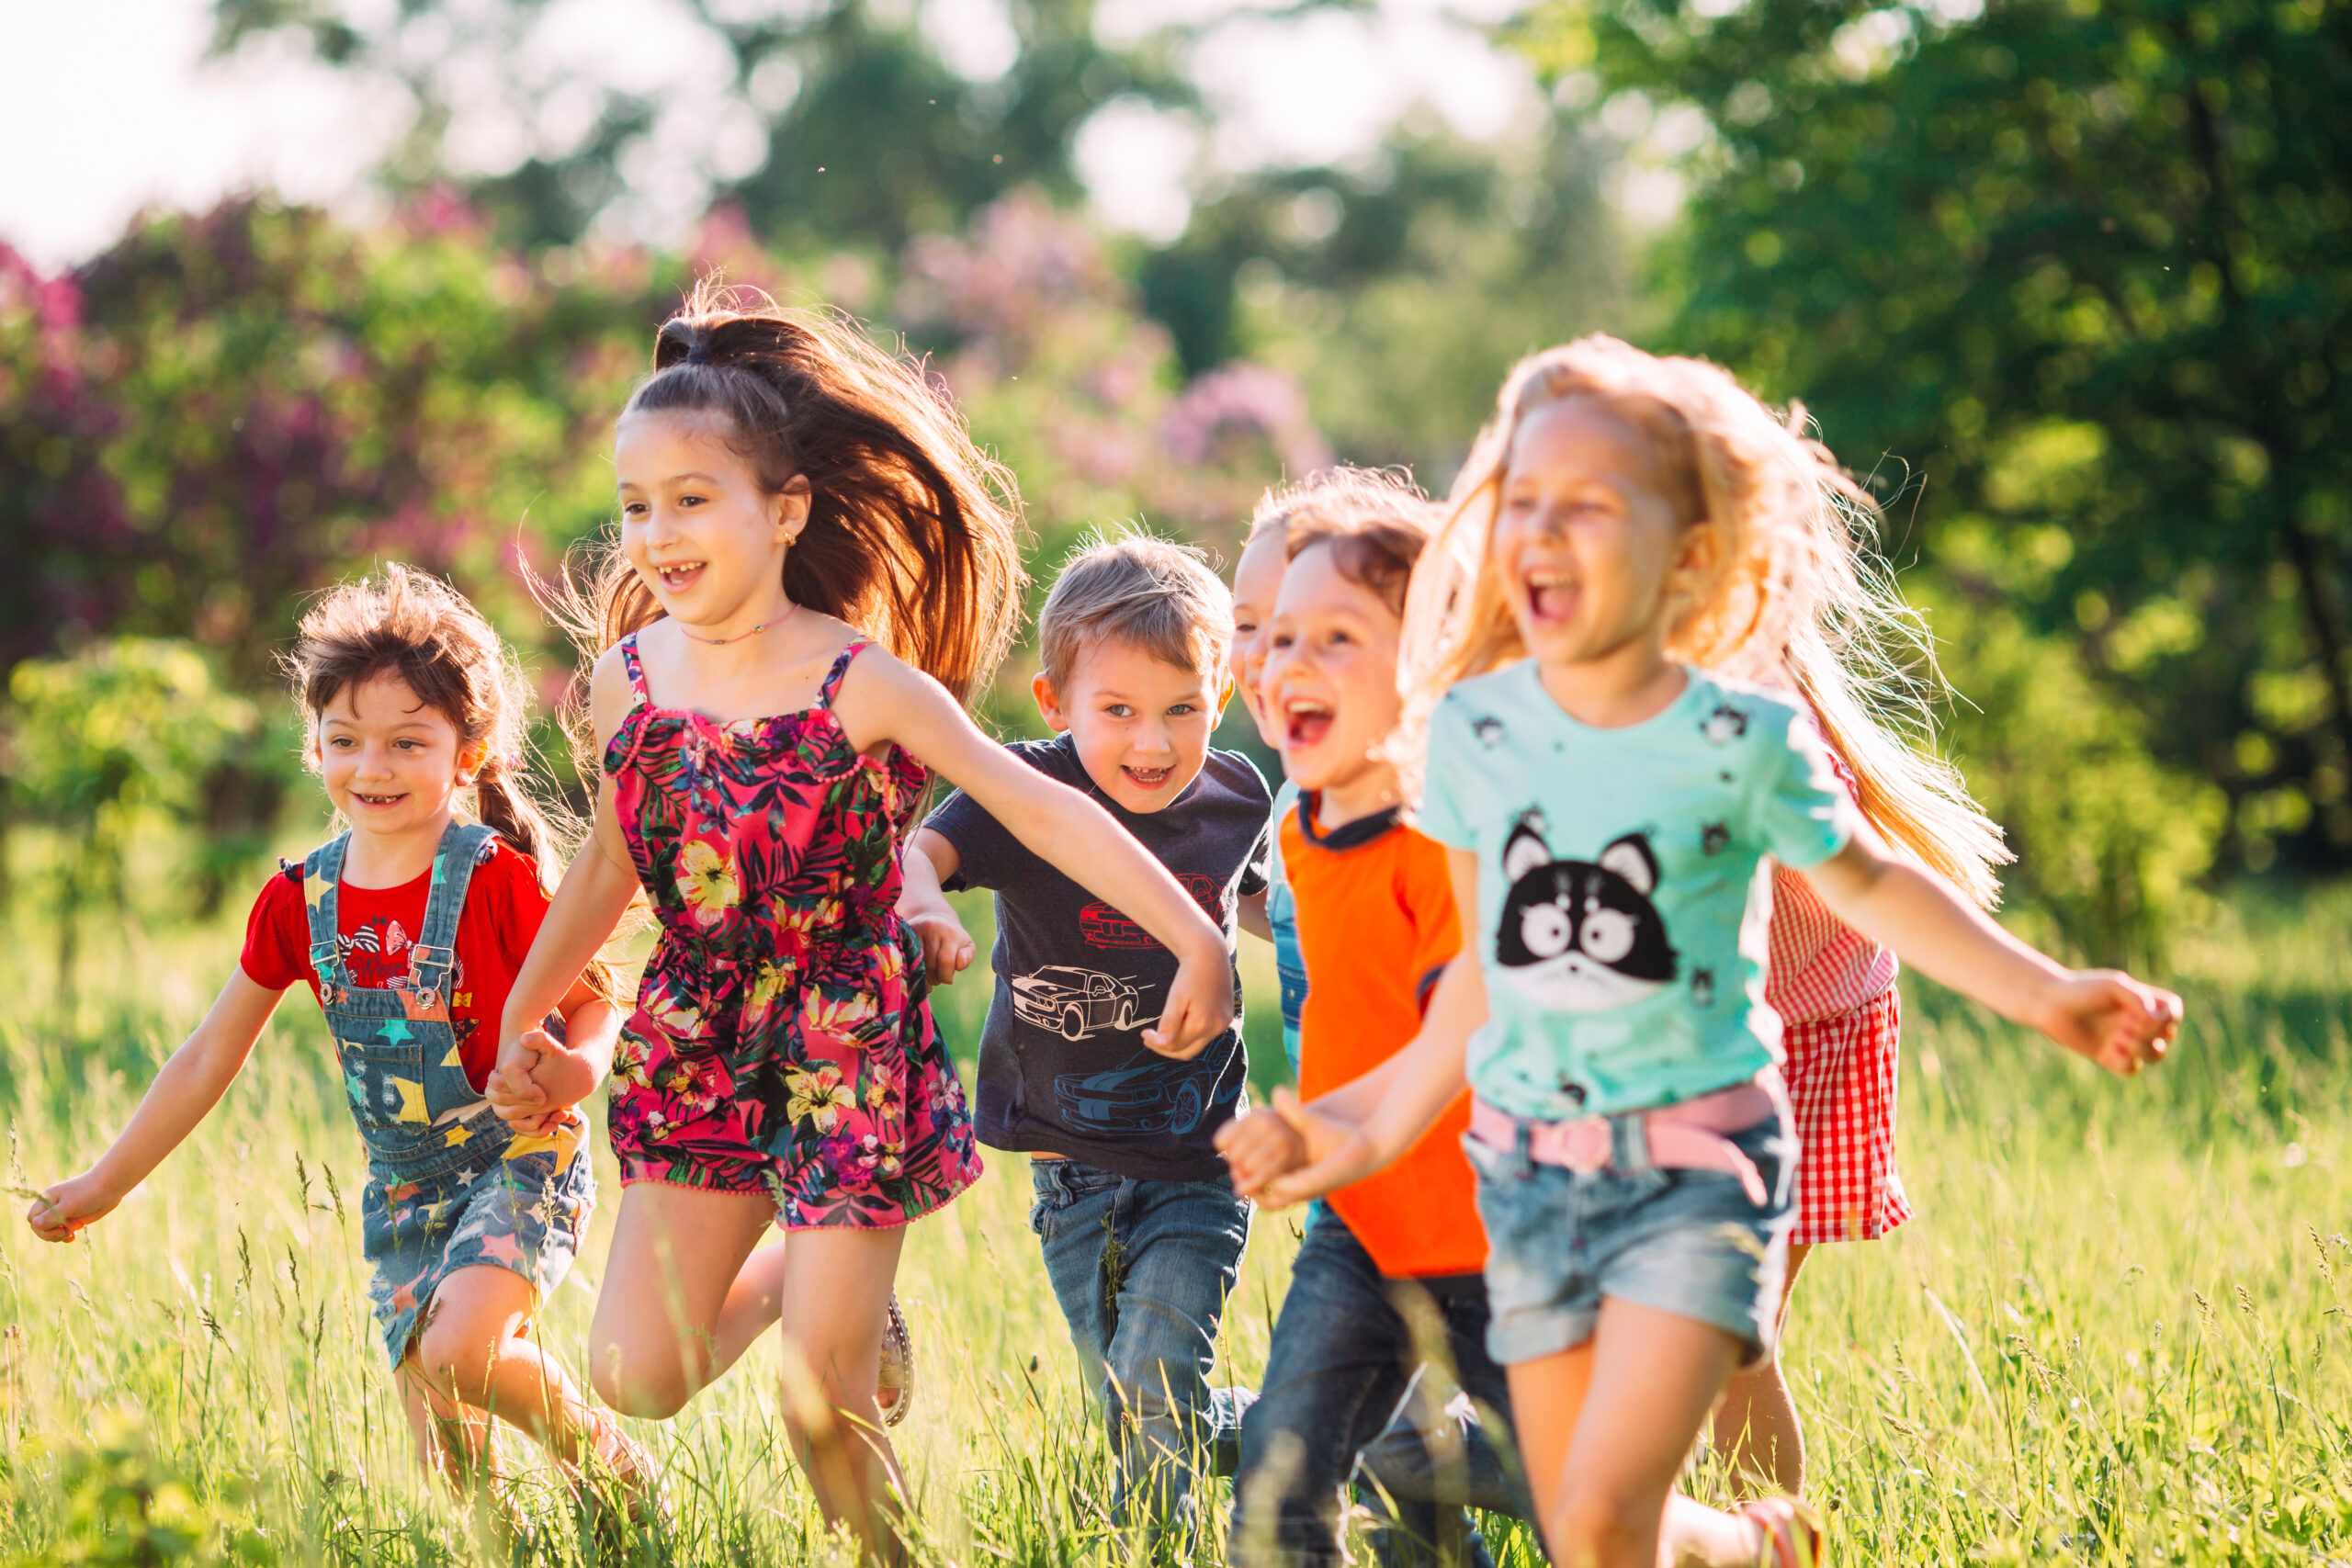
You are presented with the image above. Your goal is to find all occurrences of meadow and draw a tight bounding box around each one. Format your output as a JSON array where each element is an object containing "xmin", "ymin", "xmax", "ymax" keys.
[{"xmin": 0, "ymin": 867, "xmax": 2345, "ymax": 1566}]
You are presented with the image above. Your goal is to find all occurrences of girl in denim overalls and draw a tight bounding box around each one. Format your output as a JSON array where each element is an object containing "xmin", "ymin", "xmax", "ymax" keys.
[
  {"xmin": 1235, "ymin": 337, "xmax": 2183, "ymax": 1568},
  {"xmin": 28, "ymin": 567, "xmax": 654, "ymax": 1533}
]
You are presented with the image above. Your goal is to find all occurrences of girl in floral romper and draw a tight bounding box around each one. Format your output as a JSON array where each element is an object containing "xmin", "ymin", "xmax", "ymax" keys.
[
  {"xmin": 495, "ymin": 284, "xmax": 1238, "ymax": 1556},
  {"xmin": 28, "ymin": 567, "xmax": 651, "ymax": 1534}
]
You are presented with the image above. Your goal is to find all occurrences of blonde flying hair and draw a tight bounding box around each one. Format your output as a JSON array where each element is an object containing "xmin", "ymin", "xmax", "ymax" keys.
[
  {"xmin": 1401, "ymin": 335, "xmax": 2009, "ymax": 907},
  {"xmin": 1038, "ymin": 532, "xmax": 1234, "ymax": 692},
  {"xmin": 555, "ymin": 281, "xmax": 1025, "ymax": 702}
]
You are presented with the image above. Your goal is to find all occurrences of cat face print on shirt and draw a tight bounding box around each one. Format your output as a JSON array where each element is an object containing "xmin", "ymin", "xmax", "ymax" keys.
[{"xmin": 1493, "ymin": 813, "xmax": 1678, "ymax": 1012}]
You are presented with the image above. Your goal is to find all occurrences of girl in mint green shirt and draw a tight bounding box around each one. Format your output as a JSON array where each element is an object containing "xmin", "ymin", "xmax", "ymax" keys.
[{"xmin": 1228, "ymin": 336, "xmax": 2183, "ymax": 1568}]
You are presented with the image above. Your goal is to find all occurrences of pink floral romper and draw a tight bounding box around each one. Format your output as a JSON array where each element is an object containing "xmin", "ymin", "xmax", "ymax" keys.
[{"xmin": 605, "ymin": 632, "xmax": 981, "ymax": 1228}]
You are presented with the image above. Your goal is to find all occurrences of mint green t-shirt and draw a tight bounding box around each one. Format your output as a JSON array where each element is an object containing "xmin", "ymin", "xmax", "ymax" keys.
[{"xmin": 1417, "ymin": 663, "xmax": 1857, "ymax": 1120}]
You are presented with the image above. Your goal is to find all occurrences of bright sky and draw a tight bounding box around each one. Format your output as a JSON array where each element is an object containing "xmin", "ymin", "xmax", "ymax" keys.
[{"xmin": 0, "ymin": 0, "xmax": 1539, "ymax": 271}]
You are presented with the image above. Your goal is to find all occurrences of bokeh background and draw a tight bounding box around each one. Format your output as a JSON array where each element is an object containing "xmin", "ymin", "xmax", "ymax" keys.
[
  {"xmin": 1, "ymin": 5, "xmax": 2349, "ymax": 1563},
  {"xmin": 6, "ymin": 0, "xmax": 2346, "ymax": 988}
]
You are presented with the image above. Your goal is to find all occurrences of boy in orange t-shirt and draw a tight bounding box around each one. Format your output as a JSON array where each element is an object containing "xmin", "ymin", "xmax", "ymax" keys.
[{"xmin": 1219, "ymin": 502, "xmax": 1532, "ymax": 1567}]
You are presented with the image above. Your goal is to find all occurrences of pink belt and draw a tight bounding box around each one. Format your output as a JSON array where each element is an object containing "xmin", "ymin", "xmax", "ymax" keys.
[{"xmin": 1468, "ymin": 1073, "xmax": 1787, "ymax": 1207}]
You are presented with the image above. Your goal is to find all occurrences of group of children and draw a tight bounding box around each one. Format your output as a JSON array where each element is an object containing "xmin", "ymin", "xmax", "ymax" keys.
[{"xmin": 23, "ymin": 289, "xmax": 2182, "ymax": 1567}]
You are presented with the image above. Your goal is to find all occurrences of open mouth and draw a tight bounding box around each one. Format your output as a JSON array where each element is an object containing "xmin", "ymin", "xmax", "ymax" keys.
[
  {"xmin": 1283, "ymin": 697, "xmax": 1334, "ymax": 750},
  {"xmin": 1121, "ymin": 764, "xmax": 1175, "ymax": 790},
  {"xmin": 352, "ymin": 791, "xmax": 406, "ymax": 809},
  {"xmin": 1523, "ymin": 567, "xmax": 1576, "ymax": 626},
  {"xmin": 652, "ymin": 560, "xmax": 707, "ymax": 595}
]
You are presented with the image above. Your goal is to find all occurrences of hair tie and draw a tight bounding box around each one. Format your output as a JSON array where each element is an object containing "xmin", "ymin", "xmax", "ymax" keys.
[{"xmin": 684, "ymin": 341, "xmax": 713, "ymax": 366}]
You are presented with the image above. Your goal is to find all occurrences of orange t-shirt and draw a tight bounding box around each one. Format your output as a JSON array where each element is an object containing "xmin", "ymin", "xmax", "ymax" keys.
[{"xmin": 1285, "ymin": 797, "xmax": 1486, "ymax": 1279}]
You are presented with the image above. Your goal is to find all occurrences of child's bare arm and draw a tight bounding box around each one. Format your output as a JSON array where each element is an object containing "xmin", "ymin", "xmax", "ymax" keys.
[
  {"xmin": 499, "ymin": 653, "xmax": 641, "ymax": 1051},
  {"xmin": 1799, "ymin": 828, "xmax": 2180, "ymax": 1076},
  {"xmin": 896, "ymin": 829, "xmax": 976, "ymax": 987},
  {"xmin": 1229, "ymin": 849, "xmax": 1487, "ymax": 1205},
  {"xmin": 28, "ymin": 972, "xmax": 283, "ymax": 1241},
  {"xmin": 491, "ymin": 966, "xmax": 625, "ymax": 1134},
  {"xmin": 1237, "ymin": 887, "xmax": 1272, "ymax": 943},
  {"xmin": 845, "ymin": 653, "xmax": 1232, "ymax": 1058}
]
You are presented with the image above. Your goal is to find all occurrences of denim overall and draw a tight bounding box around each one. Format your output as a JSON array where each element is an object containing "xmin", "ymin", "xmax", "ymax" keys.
[{"xmin": 300, "ymin": 820, "xmax": 594, "ymax": 1365}]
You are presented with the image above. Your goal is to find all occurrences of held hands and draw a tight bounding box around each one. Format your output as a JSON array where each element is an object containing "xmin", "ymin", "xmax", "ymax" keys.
[
  {"xmin": 486, "ymin": 1028, "xmax": 597, "ymax": 1135},
  {"xmin": 24, "ymin": 1173, "xmax": 119, "ymax": 1243},
  {"xmin": 1216, "ymin": 1087, "xmax": 1379, "ymax": 1208},
  {"xmin": 1140, "ymin": 943, "xmax": 1237, "ymax": 1061},
  {"xmin": 903, "ymin": 906, "xmax": 975, "ymax": 988},
  {"xmin": 2030, "ymin": 969, "xmax": 2183, "ymax": 1077}
]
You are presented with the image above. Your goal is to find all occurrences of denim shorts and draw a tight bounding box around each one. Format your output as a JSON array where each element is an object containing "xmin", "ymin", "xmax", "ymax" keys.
[{"xmin": 1463, "ymin": 1110, "xmax": 1794, "ymax": 1368}]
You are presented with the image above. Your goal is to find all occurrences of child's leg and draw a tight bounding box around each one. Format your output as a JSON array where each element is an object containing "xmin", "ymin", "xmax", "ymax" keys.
[
  {"xmin": 1229, "ymin": 1212, "xmax": 1417, "ymax": 1568},
  {"xmin": 406, "ymin": 1265, "xmax": 630, "ymax": 1478},
  {"xmin": 397, "ymin": 1370, "xmax": 493, "ymax": 1492},
  {"xmin": 1075, "ymin": 1176, "xmax": 1251, "ymax": 1525},
  {"xmin": 773, "ymin": 1225, "xmax": 908, "ymax": 1561},
  {"xmin": 1708, "ymin": 1242, "xmax": 1813, "ymax": 1495},
  {"xmin": 1510, "ymin": 1297, "xmax": 1768, "ymax": 1568},
  {"xmin": 587, "ymin": 1183, "xmax": 778, "ymax": 1418}
]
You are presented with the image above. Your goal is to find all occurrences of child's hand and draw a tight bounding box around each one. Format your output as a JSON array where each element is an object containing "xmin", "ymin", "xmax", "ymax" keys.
[
  {"xmin": 903, "ymin": 907, "xmax": 975, "ymax": 987},
  {"xmin": 487, "ymin": 1032, "xmax": 548, "ymax": 1128},
  {"xmin": 1214, "ymin": 1107, "xmax": 1306, "ymax": 1200},
  {"xmin": 25, "ymin": 1174, "xmax": 118, "ymax": 1243},
  {"xmin": 1247, "ymin": 1087, "xmax": 1380, "ymax": 1208},
  {"xmin": 2030, "ymin": 970, "xmax": 2182, "ymax": 1077},
  {"xmin": 1141, "ymin": 944, "xmax": 1236, "ymax": 1061}
]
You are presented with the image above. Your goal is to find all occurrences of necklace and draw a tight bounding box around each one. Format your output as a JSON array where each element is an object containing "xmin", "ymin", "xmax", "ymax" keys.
[{"xmin": 677, "ymin": 602, "xmax": 797, "ymax": 647}]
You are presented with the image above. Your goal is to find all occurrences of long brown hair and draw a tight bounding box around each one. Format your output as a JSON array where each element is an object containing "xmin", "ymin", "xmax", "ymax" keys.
[
  {"xmin": 558, "ymin": 281, "xmax": 1025, "ymax": 701},
  {"xmin": 284, "ymin": 564, "xmax": 571, "ymax": 893},
  {"xmin": 1401, "ymin": 335, "xmax": 2009, "ymax": 907}
]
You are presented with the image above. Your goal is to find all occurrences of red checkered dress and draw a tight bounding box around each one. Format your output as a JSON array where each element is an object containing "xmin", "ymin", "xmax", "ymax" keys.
[{"xmin": 1767, "ymin": 855, "xmax": 1911, "ymax": 1246}]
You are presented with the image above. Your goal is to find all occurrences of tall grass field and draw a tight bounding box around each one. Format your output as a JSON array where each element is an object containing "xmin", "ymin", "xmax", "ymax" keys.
[{"xmin": 0, "ymin": 872, "xmax": 2345, "ymax": 1565}]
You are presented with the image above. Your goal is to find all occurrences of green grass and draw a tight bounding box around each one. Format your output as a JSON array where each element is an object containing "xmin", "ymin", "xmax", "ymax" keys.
[{"xmin": 0, "ymin": 878, "xmax": 2344, "ymax": 1563}]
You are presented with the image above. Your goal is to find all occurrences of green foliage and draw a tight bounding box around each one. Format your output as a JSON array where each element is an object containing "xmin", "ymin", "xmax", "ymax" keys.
[
  {"xmin": 1917, "ymin": 575, "xmax": 2225, "ymax": 967},
  {"xmin": 15, "ymin": 1410, "xmax": 274, "ymax": 1567},
  {"xmin": 1521, "ymin": 0, "xmax": 2352, "ymax": 881},
  {"xmin": 6, "ymin": 641, "xmax": 268, "ymax": 995}
]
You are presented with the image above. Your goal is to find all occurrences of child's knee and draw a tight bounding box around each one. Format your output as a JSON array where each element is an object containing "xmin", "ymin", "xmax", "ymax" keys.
[
  {"xmin": 1548, "ymin": 1479, "xmax": 1658, "ymax": 1568},
  {"xmin": 591, "ymin": 1348, "xmax": 693, "ymax": 1420},
  {"xmin": 413, "ymin": 1311, "xmax": 505, "ymax": 1388}
]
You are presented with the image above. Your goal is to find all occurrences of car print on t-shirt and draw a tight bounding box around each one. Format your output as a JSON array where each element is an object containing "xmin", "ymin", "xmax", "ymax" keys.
[
  {"xmin": 1009, "ymin": 964, "xmax": 1148, "ymax": 1040},
  {"xmin": 1493, "ymin": 811, "xmax": 1678, "ymax": 1012},
  {"xmin": 1053, "ymin": 1052, "xmax": 1213, "ymax": 1136},
  {"xmin": 1077, "ymin": 873, "xmax": 1226, "ymax": 950}
]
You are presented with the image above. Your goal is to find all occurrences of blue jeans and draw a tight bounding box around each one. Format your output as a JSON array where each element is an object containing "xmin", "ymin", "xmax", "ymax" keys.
[
  {"xmin": 1232, "ymin": 1208, "xmax": 1531, "ymax": 1568},
  {"xmin": 1029, "ymin": 1157, "xmax": 1252, "ymax": 1526}
]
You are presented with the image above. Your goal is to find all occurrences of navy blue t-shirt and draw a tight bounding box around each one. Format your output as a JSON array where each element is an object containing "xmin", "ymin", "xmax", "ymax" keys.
[{"xmin": 926, "ymin": 735, "xmax": 1271, "ymax": 1181}]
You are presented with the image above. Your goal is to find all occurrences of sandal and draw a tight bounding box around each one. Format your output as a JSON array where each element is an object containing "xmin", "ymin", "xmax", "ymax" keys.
[
  {"xmin": 876, "ymin": 1292, "xmax": 916, "ymax": 1427},
  {"xmin": 1738, "ymin": 1497, "xmax": 1826, "ymax": 1568}
]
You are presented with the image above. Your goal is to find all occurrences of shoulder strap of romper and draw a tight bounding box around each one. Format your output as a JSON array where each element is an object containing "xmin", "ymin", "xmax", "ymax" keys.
[
  {"xmin": 818, "ymin": 639, "xmax": 868, "ymax": 707},
  {"xmin": 407, "ymin": 820, "xmax": 496, "ymax": 1000},
  {"xmin": 619, "ymin": 632, "xmax": 651, "ymax": 705},
  {"xmin": 300, "ymin": 832, "xmax": 355, "ymax": 986}
]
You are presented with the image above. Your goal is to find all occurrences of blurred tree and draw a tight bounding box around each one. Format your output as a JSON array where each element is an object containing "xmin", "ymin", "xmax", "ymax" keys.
[
  {"xmin": 1518, "ymin": 0, "xmax": 2352, "ymax": 875},
  {"xmin": 208, "ymin": 0, "xmax": 1196, "ymax": 254},
  {"xmin": 7, "ymin": 641, "xmax": 263, "ymax": 1003},
  {"xmin": 1146, "ymin": 116, "xmax": 1634, "ymax": 481}
]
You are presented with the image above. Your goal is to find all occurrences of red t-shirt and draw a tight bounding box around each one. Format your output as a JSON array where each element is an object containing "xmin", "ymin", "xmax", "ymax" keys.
[{"xmin": 239, "ymin": 837, "xmax": 552, "ymax": 1091}]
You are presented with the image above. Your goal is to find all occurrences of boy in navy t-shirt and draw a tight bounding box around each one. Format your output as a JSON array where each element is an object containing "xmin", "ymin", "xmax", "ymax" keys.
[{"xmin": 898, "ymin": 534, "xmax": 1271, "ymax": 1528}]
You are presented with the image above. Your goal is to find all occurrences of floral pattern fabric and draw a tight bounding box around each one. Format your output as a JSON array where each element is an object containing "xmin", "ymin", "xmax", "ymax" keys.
[{"xmin": 605, "ymin": 633, "xmax": 980, "ymax": 1228}]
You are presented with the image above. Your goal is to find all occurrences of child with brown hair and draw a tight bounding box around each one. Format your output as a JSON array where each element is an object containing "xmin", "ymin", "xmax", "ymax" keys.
[
  {"xmin": 1220, "ymin": 478, "xmax": 1532, "ymax": 1568},
  {"xmin": 27, "ymin": 565, "xmax": 646, "ymax": 1534},
  {"xmin": 492, "ymin": 290, "xmax": 1236, "ymax": 1556},
  {"xmin": 895, "ymin": 532, "xmax": 1273, "ymax": 1532}
]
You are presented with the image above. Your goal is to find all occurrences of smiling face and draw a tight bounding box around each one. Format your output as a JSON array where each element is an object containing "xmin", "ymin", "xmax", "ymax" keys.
[
  {"xmin": 313, "ymin": 672, "xmax": 481, "ymax": 838},
  {"xmin": 1228, "ymin": 525, "xmax": 1289, "ymax": 749},
  {"xmin": 1494, "ymin": 399, "xmax": 1713, "ymax": 676},
  {"xmin": 615, "ymin": 409, "xmax": 810, "ymax": 634},
  {"xmin": 1035, "ymin": 637, "xmax": 1227, "ymax": 815},
  {"xmin": 1262, "ymin": 539, "xmax": 1405, "ymax": 813}
]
